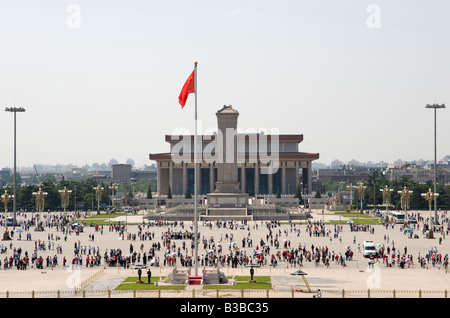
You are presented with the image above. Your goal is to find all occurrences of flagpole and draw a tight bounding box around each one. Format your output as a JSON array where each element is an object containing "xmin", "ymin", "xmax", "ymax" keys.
[{"xmin": 193, "ymin": 61, "xmax": 199, "ymax": 277}]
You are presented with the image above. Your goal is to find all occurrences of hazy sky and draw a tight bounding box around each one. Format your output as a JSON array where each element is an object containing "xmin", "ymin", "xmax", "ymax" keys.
[{"xmin": 0, "ymin": 0, "xmax": 449, "ymax": 169}]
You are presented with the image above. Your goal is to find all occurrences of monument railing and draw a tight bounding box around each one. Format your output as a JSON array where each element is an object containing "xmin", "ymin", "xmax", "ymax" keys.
[{"xmin": 0, "ymin": 288, "xmax": 448, "ymax": 298}]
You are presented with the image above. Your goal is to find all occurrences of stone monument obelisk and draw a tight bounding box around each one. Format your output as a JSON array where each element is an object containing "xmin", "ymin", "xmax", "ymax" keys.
[
  {"xmin": 206, "ymin": 105, "xmax": 249, "ymax": 220},
  {"xmin": 214, "ymin": 105, "xmax": 241, "ymax": 193}
]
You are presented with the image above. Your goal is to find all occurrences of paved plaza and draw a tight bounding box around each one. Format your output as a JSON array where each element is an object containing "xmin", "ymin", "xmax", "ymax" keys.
[{"xmin": 1, "ymin": 209, "xmax": 449, "ymax": 296}]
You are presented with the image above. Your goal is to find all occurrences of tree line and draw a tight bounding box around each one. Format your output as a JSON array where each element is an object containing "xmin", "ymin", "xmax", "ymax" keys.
[
  {"xmin": 320, "ymin": 171, "xmax": 450, "ymax": 210},
  {"xmin": 1, "ymin": 174, "xmax": 156, "ymax": 212}
]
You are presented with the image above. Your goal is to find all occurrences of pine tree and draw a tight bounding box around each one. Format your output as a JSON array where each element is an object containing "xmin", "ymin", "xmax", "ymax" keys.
[
  {"xmin": 168, "ymin": 185, "xmax": 173, "ymax": 199},
  {"xmin": 294, "ymin": 185, "xmax": 302, "ymax": 204},
  {"xmin": 147, "ymin": 185, "xmax": 152, "ymax": 199}
]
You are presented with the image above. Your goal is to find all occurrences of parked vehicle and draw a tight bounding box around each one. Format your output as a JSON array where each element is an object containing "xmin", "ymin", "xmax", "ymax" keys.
[
  {"xmin": 6, "ymin": 217, "xmax": 18, "ymax": 226},
  {"xmin": 389, "ymin": 211, "xmax": 405, "ymax": 224},
  {"xmin": 408, "ymin": 218, "xmax": 417, "ymax": 224},
  {"xmin": 363, "ymin": 241, "xmax": 377, "ymax": 258}
]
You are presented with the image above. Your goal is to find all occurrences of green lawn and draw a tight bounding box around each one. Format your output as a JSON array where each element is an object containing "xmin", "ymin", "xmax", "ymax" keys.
[
  {"xmin": 333, "ymin": 212, "xmax": 383, "ymax": 225},
  {"xmin": 83, "ymin": 219, "xmax": 144, "ymax": 226},
  {"xmin": 203, "ymin": 282, "xmax": 272, "ymax": 290},
  {"xmin": 80, "ymin": 213, "xmax": 124, "ymax": 219},
  {"xmin": 229, "ymin": 276, "xmax": 271, "ymax": 282},
  {"xmin": 348, "ymin": 217, "xmax": 382, "ymax": 225},
  {"xmin": 115, "ymin": 283, "xmax": 186, "ymax": 290},
  {"xmin": 280, "ymin": 212, "xmax": 383, "ymax": 225},
  {"xmin": 115, "ymin": 276, "xmax": 184, "ymax": 290},
  {"xmin": 342, "ymin": 213, "xmax": 371, "ymax": 218},
  {"xmin": 356, "ymin": 219, "xmax": 381, "ymax": 225},
  {"xmin": 76, "ymin": 213, "xmax": 145, "ymax": 226},
  {"xmin": 115, "ymin": 276, "xmax": 272, "ymax": 290},
  {"xmin": 123, "ymin": 276, "xmax": 165, "ymax": 283}
]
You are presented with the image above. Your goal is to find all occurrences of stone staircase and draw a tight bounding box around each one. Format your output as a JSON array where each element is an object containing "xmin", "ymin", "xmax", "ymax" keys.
[
  {"xmin": 202, "ymin": 268, "xmax": 228, "ymax": 285},
  {"xmin": 164, "ymin": 268, "xmax": 189, "ymax": 284},
  {"xmin": 203, "ymin": 207, "xmax": 252, "ymax": 221},
  {"xmin": 188, "ymin": 275, "xmax": 203, "ymax": 285}
]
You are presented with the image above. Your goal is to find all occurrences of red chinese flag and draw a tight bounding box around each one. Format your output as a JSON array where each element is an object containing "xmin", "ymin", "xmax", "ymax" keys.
[{"xmin": 178, "ymin": 69, "xmax": 195, "ymax": 108}]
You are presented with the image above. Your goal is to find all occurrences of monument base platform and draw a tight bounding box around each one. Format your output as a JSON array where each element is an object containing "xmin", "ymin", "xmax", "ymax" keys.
[
  {"xmin": 206, "ymin": 192, "xmax": 251, "ymax": 221},
  {"xmin": 201, "ymin": 214, "xmax": 252, "ymax": 221},
  {"xmin": 214, "ymin": 181, "xmax": 241, "ymax": 194}
]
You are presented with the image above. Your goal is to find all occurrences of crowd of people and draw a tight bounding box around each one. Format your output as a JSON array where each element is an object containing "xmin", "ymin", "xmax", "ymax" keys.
[{"xmin": 0, "ymin": 210, "xmax": 449, "ymax": 275}]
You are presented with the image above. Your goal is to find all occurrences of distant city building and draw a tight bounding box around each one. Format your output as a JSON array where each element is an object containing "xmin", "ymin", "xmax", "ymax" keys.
[
  {"xmin": 0, "ymin": 168, "xmax": 11, "ymax": 177},
  {"xmin": 316, "ymin": 168, "xmax": 370, "ymax": 183},
  {"xmin": 443, "ymin": 155, "xmax": 450, "ymax": 165},
  {"xmin": 111, "ymin": 164, "xmax": 132, "ymax": 183},
  {"xmin": 0, "ymin": 168, "xmax": 12, "ymax": 187},
  {"xmin": 131, "ymin": 165, "xmax": 157, "ymax": 182},
  {"xmin": 385, "ymin": 164, "xmax": 450, "ymax": 183},
  {"xmin": 2, "ymin": 149, "xmax": 447, "ymax": 190},
  {"xmin": 126, "ymin": 158, "xmax": 135, "ymax": 168}
]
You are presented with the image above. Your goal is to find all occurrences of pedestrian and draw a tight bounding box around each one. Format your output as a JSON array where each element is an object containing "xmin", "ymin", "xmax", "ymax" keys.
[
  {"xmin": 147, "ymin": 268, "xmax": 152, "ymax": 284},
  {"xmin": 317, "ymin": 289, "xmax": 322, "ymax": 298}
]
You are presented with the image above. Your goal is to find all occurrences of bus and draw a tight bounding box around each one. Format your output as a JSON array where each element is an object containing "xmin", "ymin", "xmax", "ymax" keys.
[{"xmin": 388, "ymin": 211, "xmax": 405, "ymax": 224}]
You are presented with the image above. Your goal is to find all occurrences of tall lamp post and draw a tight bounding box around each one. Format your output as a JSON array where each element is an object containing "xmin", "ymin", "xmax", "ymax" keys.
[
  {"xmin": 356, "ymin": 182, "xmax": 366, "ymax": 225},
  {"xmin": 58, "ymin": 186, "xmax": 72, "ymax": 219},
  {"xmin": 421, "ymin": 188, "xmax": 439, "ymax": 239},
  {"xmin": 398, "ymin": 186, "xmax": 413, "ymax": 218},
  {"xmin": 346, "ymin": 184, "xmax": 357, "ymax": 211},
  {"xmin": 32, "ymin": 185, "xmax": 48, "ymax": 231},
  {"xmin": 93, "ymin": 185, "xmax": 104, "ymax": 215},
  {"xmin": 357, "ymin": 182, "xmax": 367, "ymax": 213},
  {"xmin": 108, "ymin": 182, "xmax": 118, "ymax": 223},
  {"xmin": 5, "ymin": 107, "xmax": 26, "ymax": 226},
  {"xmin": 1, "ymin": 187, "xmax": 13, "ymax": 240},
  {"xmin": 380, "ymin": 185, "xmax": 393, "ymax": 219},
  {"xmin": 425, "ymin": 103, "xmax": 445, "ymax": 225}
]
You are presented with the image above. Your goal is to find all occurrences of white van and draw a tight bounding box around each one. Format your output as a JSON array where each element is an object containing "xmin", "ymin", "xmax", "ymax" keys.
[
  {"xmin": 6, "ymin": 217, "xmax": 18, "ymax": 226},
  {"xmin": 363, "ymin": 241, "xmax": 377, "ymax": 258},
  {"xmin": 123, "ymin": 206, "xmax": 135, "ymax": 214}
]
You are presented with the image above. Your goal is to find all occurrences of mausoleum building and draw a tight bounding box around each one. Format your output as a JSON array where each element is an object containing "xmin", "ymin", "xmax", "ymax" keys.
[{"xmin": 149, "ymin": 106, "xmax": 319, "ymax": 198}]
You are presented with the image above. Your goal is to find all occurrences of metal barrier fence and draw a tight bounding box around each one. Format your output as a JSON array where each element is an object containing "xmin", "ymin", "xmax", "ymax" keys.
[
  {"xmin": 0, "ymin": 288, "xmax": 448, "ymax": 298},
  {"xmin": 74, "ymin": 268, "xmax": 105, "ymax": 293}
]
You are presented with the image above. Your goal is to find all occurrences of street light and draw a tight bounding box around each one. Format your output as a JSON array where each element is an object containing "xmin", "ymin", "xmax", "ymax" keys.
[
  {"xmin": 425, "ymin": 103, "xmax": 446, "ymax": 225},
  {"xmin": 4, "ymin": 106, "xmax": 26, "ymax": 226},
  {"xmin": 421, "ymin": 188, "xmax": 439, "ymax": 239},
  {"xmin": 380, "ymin": 185, "xmax": 393, "ymax": 218},
  {"xmin": 32, "ymin": 184, "xmax": 48, "ymax": 231},
  {"xmin": 346, "ymin": 184, "xmax": 357, "ymax": 211},
  {"xmin": 355, "ymin": 182, "xmax": 367, "ymax": 225},
  {"xmin": 58, "ymin": 186, "xmax": 72, "ymax": 219},
  {"xmin": 93, "ymin": 185, "xmax": 104, "ymax": 215},
  {"xmin": 108, "ymin": 182, "xmax": 118, "ymax": 223},
  {"xmin": 398, "ymin": 186, "xmax": 413, "ymax": 219},
  {"xmin": 356, "ymin": 182, "xmax": 367, "ymax": 213},
  {"xmin": 1, "ymin": 186, "xmax": 13, "ymax": 240}
]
